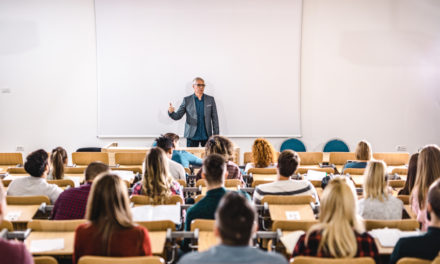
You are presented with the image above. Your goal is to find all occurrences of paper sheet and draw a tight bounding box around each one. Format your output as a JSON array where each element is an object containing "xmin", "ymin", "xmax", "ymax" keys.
[
  {"xmin": 280, "ymin": 231, "xmax": 305, "ymax": 253},
  {"xmin": 305, "ymin": 170, "xmax": 327, "ymax": 181},
  {"xmin": 285, "ymin": 211, "xmax": 301, "ymax": 220},
  {"xmin": 132, "ymin": 205, "xmax": 180, "ymax": 224},
  {"xmin": 30, "ymin": 238, "xmax": 64, "ymax": 253},
  {"xmin": 112, "ymin": 170, "xmax": 135, "ymax": 182},
  {"xmin": 369, "ymin": 228, "xmax": 423, "ymax": 247},
  {"xmin": 6, "ymin": 211, "xmax": 21, "ymax": 221}
]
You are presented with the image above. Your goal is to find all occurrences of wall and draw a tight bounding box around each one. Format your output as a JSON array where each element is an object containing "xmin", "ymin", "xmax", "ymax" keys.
[{"xmin": 1, "ymin": 0, "xmax": 439, "ymax": 164}]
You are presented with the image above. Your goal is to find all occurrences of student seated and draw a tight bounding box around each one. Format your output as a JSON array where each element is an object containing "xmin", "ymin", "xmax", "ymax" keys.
[
  {"xmin": 342, "ymin": 140, "xmax": 372, "ymax": 173},
  {"xmin": 164, "ymin": 132, "xmax": 203, "ymax": 168},
  {"xmin": 411, "ymin": 144, "xmax": 440, "ymax": 231},
  {"xmin": 292, "ymin": 177, "xmax": 379, "ymax": 262},
  {"xmin": 178, "ymin": 192, "xmax": 288, "ymax": 264},
  {"xmin": 0, "ymin": 184, "xmax": 33, "ymax": 264},
  {"xmin": 390, "ymin": 178, "xmax": 440, "ymax": 263},
  {"xmin": 7, "ymin": 149, "xmax": 63, "ymax": 204},
  {"xmin": 156, "ymin": 136, "xmax": 186, "ymax": 181},
  {"xmin": 51, "ymin": 162, "xmax": 109, "ymax": 220},
  {"xmin": 253, "ymin": 150, "xmax": 318, "ymax": 205},
  {"xmin": 49, "ymin": 146, "xmax": 68, "ymax": 180},
  {"xmin": 398, "ymin": 152, "xmax": 418, "ymax": 195},
  {"xmin": 245, "ymin": 138, "xmax": 277, "ymax": 173},
  {"xmin": 131, "ymin": 147, "xmax": 183, "ymax": 203},
  {"xmin": 195, "ymin": 136, "xmax": 244, "ymax": 185},
  {"xmin": 358, "ymin": 160, "xmax": 403, "ymax": 220},
  {"xmin": 73, "ymin": 173, "xmax": 152, "ymax": 263}
]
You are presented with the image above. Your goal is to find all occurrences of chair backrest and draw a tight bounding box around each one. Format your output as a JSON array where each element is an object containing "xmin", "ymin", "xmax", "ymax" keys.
[
  {"xmin": 323, "ymin": 139, "xmax": 350, "ymax": 152},
  {"xmin": 47, "ymin": 179, "xmax": 75, "ymax": 188},
  {"xmin": 195, "ymin": 179, "xmax": 206, "ymax": 187},
  {"xmin": 364, "ymin": 219, "xmax": 420, "ymax": 231},
  {"xmin": 280, "ymin": 138, "xmax": 306, "ymax": 152},
  {"xmin": 72, "ymin": 152, "xmax": 109, "ymax": 166},
  {"xmin": 396, "ymin": 258, "xmax": 431, "ymax": 264},
  {"xmin": 6, "ymin": 195, "xmax": 51, "ymax": 205},
  {"xmin": 115, "ymin": 152, "xmax": 146, "ymax": 166},
  {"xmin": 0, "ymin": 220, "xmax": 14, "ymax": 231},
  {"xmin": 177, "ymin": 179, "xmax": 187, "ymax": 187},
  {"xmin": 248, "ymin": 168, "xmax": 277, "ymax": 175},
  {"xmin": 329, "ymin": 152, "xmax": 356, "ymax": 165},
  {"xmin": 372, "ymin": 152, "xmax": 410, "ymax": 166},
  {"xmin": 34, "ymin": 256, "xmax": 59, "ymax": 264},
  {"xmin": 6, "ymin": 167, "xmax": 26, "ymax": 174},
  {"xmin": 388, "ymin": 180, "xmax": 405, "ymax": 188},
  {"xmin": 397, "ymin": 195, "xmax": 410, "ymax": 204},
  {"xmin": 78, "ymin": 256, "xmax": 165, "ymax": 264},
  {"xmin": 135, "ymin": 220, "xmax": 176, "ymax": 231},
  {"xmin": 272, "ymin": 220, "xmax": 318, "ymax": 232},
  {"xmin": 28, "ymin": 220, "xmax": 86, "ymax": 231},
  {"xmin": 391, "ymin": 167, "xmax": 408, "ymax": 175},
  {"xmin": 0, "ymin": 153, "xmax": 23, "ymax": 165},
  {"xmin": 1, "ymin": 179, "xmax": 11, "ymax": 187},
  {"xmin": 130, "ymin": 195, "xmax": 183, "ymax": 205},
  {"xmin": 64, "ymin": 167, "xmax": 86, "ymax": 174},
  {"xmin": 261, "ymin": 195, "xmax": 315, "ymax": 205},
  {"xmin": 343, "ymin": 168, "xmax": 365, "ymax": 175},
  {"xmin": 194, "ymin": 195, "xmax": 205, "ymax": 203},
  {"xmin": 225, "ymin": 179, "xmax": 241, "ymax": 188},
  {"xmin": 251, "ymin": 180, "xmax": 275, "ymax": 188},
  {"xmin": 244, "ymin": 152, "xmax": 252, "ymax": 164},
  {"xmin": 296, "ymin": 167, "xmax": 335, "ymax": 175},
  {"xmin": 191, "ymin": 219, "xmax": 215, "ymax": 231},
  {"xmin": 291, "ymin": 257, "xmax": 375, "ymax": 264}
]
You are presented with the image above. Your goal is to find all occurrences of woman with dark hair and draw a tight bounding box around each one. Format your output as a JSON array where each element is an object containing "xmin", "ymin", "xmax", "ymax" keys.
[
  {"xmin": 73, "ymin": 173, "xmax": 152, "ymax": 263},
  {"xmin": 398, "ymin": 153, "xmax": 418, "ymax": 195},
  {"xmin": 49, "ymin": 146, "xmax": 68, "ymax": 180}
]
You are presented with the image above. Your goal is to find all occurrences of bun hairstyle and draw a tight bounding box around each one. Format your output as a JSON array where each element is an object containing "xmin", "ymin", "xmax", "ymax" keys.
[
  {"xmin": 205, "ymin": 135, "xmax": 234, "ymax": 161},
  {"xmin": 24, "ymin": 149, "xmax": 49, "ymax": 177},
  {"xmin": 51, "ymin": 147, "xmax": 68, "ymax": 180}
]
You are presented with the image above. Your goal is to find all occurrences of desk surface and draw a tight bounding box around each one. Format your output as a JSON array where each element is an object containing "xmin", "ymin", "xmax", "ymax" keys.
[
  {"xmin": 252, "ymin": 174, "xmax": 277, "ymax": 182},
  {"xmin": 25, "ymin": 231, "xmax": 74, "ymax": 255},
  {"xmin": 374, "ymin": 238, "xmax": 393, "ymax": 255},
  {"xmin": 269, "ymin": 204, "xmax": 315, "ymax": 221},
  {"xmin": 5, "ymin": 205, "xmax": 39, "ymax": 223},
  {"xmin": 4, "ymin": 174, "xmax": 84, "ymax": 187}
]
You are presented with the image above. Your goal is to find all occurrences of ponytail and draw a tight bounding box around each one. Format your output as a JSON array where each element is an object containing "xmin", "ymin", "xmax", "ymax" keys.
[{"xmin": 51, "ymin": 147, "xmax": 67, "ymax": 180}]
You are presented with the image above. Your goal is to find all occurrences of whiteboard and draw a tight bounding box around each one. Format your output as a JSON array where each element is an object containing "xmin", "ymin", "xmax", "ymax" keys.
[{"xmin": 95, "ymin": 0, "xmax": 302, "ymax": 137}]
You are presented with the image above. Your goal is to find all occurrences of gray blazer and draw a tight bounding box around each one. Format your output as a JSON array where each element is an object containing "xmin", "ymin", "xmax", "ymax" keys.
[{"xmin": 168, "ymin": 94, "xmax": 219, "ymax": 138}]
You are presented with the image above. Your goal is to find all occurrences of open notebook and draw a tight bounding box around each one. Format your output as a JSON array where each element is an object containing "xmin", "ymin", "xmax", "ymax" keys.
[
  {"xmin": 131, "ymin": 204, "xmax": 180, "ymax": 224},
  {"xmin": 369, "ymin": 228, "xmax": 423, "ymax": 247}
]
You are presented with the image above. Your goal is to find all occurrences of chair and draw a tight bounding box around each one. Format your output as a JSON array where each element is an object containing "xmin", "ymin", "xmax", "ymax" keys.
[
  {"xmin": 373, "ymin": 152, "xmax": 410, "ymax": 166},
  {"xmin": 323, "ymin": 139, "xmax": 350, "ymax": 152},
  {"xmin": 296, "ymin": 167, "xmax": 335, "ymax": 174},
  {"xmin": 272, "ymin": 220, "xmax": 318, "ymax": 232},
  {"xmin": 130, "ymin": 195, "xmax": 183, "ymax": 205},
  {"xmin": 78, "ymin": 256, "xmax": 165, "ymax": 264},
  {"xmin": 33, "ymin": 256, "xmax": 59, "ymax": 264},
  {"xmin": 0, "ymin": 153, "xmax": 23, "ymax": 166},
  {"xmin": 195, "ymin": 179, "xmax": 240, "ymax": 188},
  {"xmin": 261, "ymin": 195, "xmax": 315, "ymax": 205},
  {"xmin": 194, "ymin": 195, "xmax": 205, "ymax": 203},
  {"xmin": 6, "ymin": 167, "xmax": 26, "ymax": 174},
  {"xmin": 72, "ymin": 152, "xmax": 109, "ymax": 166},
  {"xmin": 244, "ymin": 152, "xmax": 253, "ymax": 164},
  {"xmin": 364, "ymin": 219, "xmax": 419, "ymax": 231},
  {"xmin": 328, "ymin": 152, "xmax": 356, "ymax": 166},
  {"xmin": 191, "ymin": 219, "xmax": 215, "ymax": 231},
  {"xmin": 388, "ymin": 180, "xmax": 405, "ymax": 188},
  {"xmin": 136, "ymin": 220, "xmax": 176, "ymax": 231},
  {"xmin": 251, "ymin": 180, "xmax": 275, "ymax": 188},
  {"xmin": 64, "ymin": 167, "xmax": 86, "ymax": 174},
  {"xmin": 297, "ymin": 152, "xmax": 323, "ymax": 166},
  {"xmin": 280, "ymin": 138, "xmax": 306, "ymax": 152},
  {"xmin": 392, "ymin": 167, "xmax": 408, "ymax": 175},
  {"xmin": 1, "ymin": 179, "xmax": 11, "ymax": 187},
  {"xmin": 0, "ymin": 219, "xmax": 13, "ymax": 231},
  {"xmin": 177, "ymin": 179, "xmax": 187, "ymax": 187},
  {"xmin": 290, "ymin": 256, "xmax": 375, "ymax": 264},
  {"xmin": 28, "ymin": 220, "xmax": 86, "ymax": 231},
  {"xmin": 6, "ymin": 195, "xmax": 51, "ymax": 205},
  {"xmin": 115, "ymin": 152, "xmax": 146, "ymax": 166},
  {"xmin": 248, "ymin": 168, "xmax": 277, "ymax": 175},
  {"xmin": 47, "ymin": 179, "xmax": 75, "ymax": 188},
  {"xmin": 396, "ymin": 258, "xmax": 431, "ymax": 264},
  {"xmin": 343, "ymin": 168, "xmax": 365, "ymax": 175},
  {"xmin": 397, "ymin": 195, "xmax": 410, "ymax": 204}
]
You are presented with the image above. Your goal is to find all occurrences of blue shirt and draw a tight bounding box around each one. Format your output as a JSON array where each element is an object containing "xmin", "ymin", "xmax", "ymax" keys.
[
  {"xmin": 192, "ymin": 94, "xmax": 208, "ymax": 140},
  {"xmin": 172, "ymin": 150, "xmax": 202, "ymax": 168}
]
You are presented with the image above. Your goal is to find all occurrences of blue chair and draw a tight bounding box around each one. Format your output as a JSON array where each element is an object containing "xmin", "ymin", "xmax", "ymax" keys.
[
  {"xmin": 280, "ymin": 138, "xmax": 306, "ymax": 152},
  {"xmin": 323, "ymin": 139, "xmax": 349, "ymax": 152}
]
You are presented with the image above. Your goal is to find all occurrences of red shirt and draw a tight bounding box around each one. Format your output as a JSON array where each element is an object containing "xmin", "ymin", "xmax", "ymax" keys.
[
  {"xmin": 51, "ymin": 183, "xmax": 92, "ymax": 220},
  {"xmin": 0, "ymin": 238, "xmax": 33, "ymax": 264},
  {"xmin": 73, "ymin": 223, "xmax": 152, "ymax": 264}
]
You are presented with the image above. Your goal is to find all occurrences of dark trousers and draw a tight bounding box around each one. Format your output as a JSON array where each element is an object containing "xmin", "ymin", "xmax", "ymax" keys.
[{"xmin": 187, "ymin": 138, "xmax": 207, "ymax": 147}]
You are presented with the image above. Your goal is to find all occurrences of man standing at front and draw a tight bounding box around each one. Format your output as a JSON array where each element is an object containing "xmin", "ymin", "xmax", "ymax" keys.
[{"xmin": 168, "ymin": 77, "xmax": 219, "ymax": 147}]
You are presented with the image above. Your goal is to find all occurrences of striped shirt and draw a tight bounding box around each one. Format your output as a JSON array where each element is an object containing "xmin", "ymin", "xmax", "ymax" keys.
[{"xmin": 253, "ymin": 179, "xmax": 319, "ymax": 205}]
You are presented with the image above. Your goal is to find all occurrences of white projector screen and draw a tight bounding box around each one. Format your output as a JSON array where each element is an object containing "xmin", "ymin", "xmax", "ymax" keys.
[{"xmin": 96, "ymin": 0, "xmax": 302, "ymax": 137}]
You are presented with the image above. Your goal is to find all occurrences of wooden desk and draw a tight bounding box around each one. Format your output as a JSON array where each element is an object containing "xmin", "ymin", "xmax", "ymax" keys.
[
  {"xmin": 149, "ymin": 231, "xmax": 167, "ymax": 254},
  {"xmin": 5, "ymin": 205, "xmax": 39, "ymax": 230},
  {"xmin": 351, "ymin": 175, "xmax": 364, "ymax": 187},
  {"xmin": 374, "ymin": 238, "xmax": 393, "ymax": 255},
  {"xmin": 269, "ymin": 204, "xmax": 315, "ymax": 221},
  {"xmin": 201, "ymin": 187, "xmax": 237, "ymax": 195},
  {"xmin": 4, "ymin": 174, "xmax": 84, "ymax": 187},
  {"xmin": 404, "ymin": 205, "xmax": 416, "ymax": 219},
  {"xmin": 25, "ymin": 231, "xmax": 74, "ymax": 255},
  {"xmin": 198, "ymin": 231, "xmax": 217, "ymax": 252}
]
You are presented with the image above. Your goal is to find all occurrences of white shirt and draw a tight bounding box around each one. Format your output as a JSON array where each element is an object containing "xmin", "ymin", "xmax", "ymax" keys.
[
  {"xmin": 253, "ymin": 179, "xmax": 319, "ymax": 205},
  {"xmin": 168, "ymin": 159, "xmax": 186, "ymax": 181},
  {"xmin": 7, "ymin": 176, "xmax": 63, "ymax": 204},
  {"xmin": 358, "ymin": 194, "xmax": 403, "ymax": 220}
]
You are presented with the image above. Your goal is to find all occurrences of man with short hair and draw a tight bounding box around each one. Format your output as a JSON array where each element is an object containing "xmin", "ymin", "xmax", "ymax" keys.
[
  {"xmin": 164, "ymin": 132, "xmax": 202, "ymax": 168},
  {"xmin": 390, "ymin": 178, "xmax": 440, "ymax": 263},
  {"xmin": 168, "ymin": 77, "xmax": 219, "ymax": 147},
  {"xmin": 7, "ymin": 149, "xmax": 63, "ymax": 204},
  {"xmin": 156, "ymin": 136, "xmax": 186, "ymax": 181},
  {"xmin": 178, "ymin": 192, "xmax": 287, "ymax": 264},
  {"xmin": 51, "ymin": 162, "xmax": 110, "ymax": 220},
  {"xmin": 0, "ymin": 184, "xmax": 33, "ymax": 264},
  {"xmin": 253, "ymin": 150, "xmax": 319, "ymax": 205}
]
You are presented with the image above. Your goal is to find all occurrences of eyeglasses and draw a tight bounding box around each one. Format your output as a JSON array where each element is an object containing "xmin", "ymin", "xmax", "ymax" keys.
[{"xmin": 194, "ymin": 84, "xmax": 206, "ymax": 87}]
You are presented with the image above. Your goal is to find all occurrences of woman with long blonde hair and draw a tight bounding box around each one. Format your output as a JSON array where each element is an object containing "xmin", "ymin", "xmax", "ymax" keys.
[
  {"xmin": 411, "ymin": 144, "xmax": 440, "ymax": 231},
  {"xmin": 359, "ymin": 160, "xmax": 403, "ymax": 219},
  {"xmin": 245, "ymin": 138, "xmax": 277, "ymax": 173},
  {"xmin": 293, "ymin": 177, "xmax": 379, "ymax": 261},
  {"xmin": 131, "ymin": 147, "xmax": 183, "ymax": 204},
  {"xmin": 73, "ymin": 173, "xmax": 152, "ymax": 263}
]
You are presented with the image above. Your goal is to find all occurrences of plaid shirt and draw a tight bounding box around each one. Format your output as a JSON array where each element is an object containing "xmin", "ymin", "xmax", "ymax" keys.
[
  {"xmin": 51, "ymin": 183, "xmax": 92, "ymax": 220},
  {"xmin": 292, "ymin": 230, "xmax": 379, "ymax": 263},
  {"xmin": 131, "ymin": 180, "xmax": 184, "ymax": 202}
]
